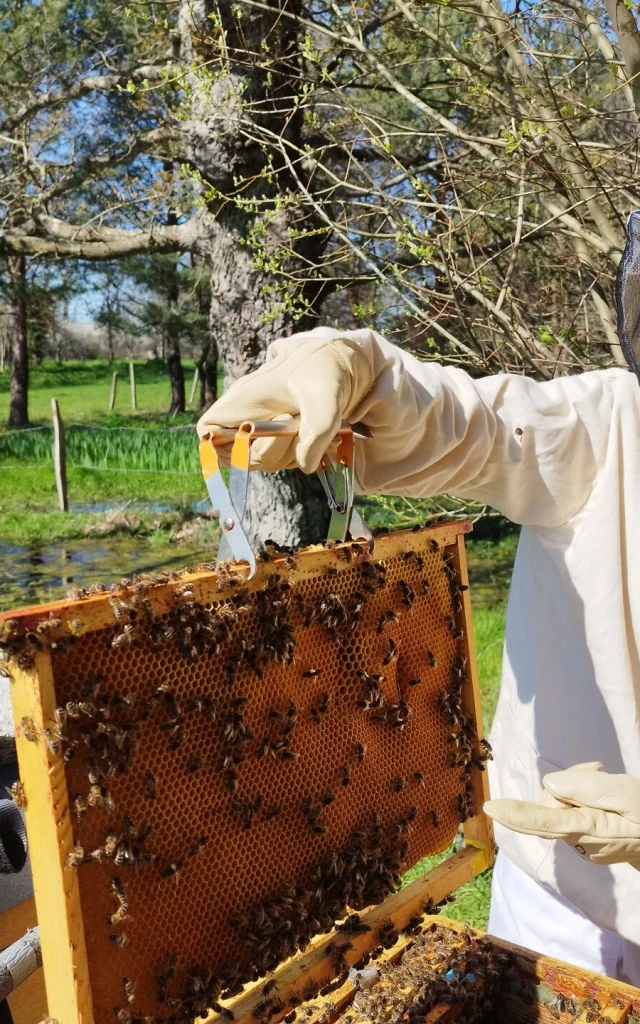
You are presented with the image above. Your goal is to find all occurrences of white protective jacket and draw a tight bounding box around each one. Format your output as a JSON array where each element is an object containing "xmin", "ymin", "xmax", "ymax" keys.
[{"xmin": 370, "ymin": 346, "xmax": 640, "ymax": 942}]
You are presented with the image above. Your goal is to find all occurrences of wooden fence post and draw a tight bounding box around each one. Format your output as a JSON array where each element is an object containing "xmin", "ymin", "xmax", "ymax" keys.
[
  {"xmin": 108, "ymin": 371, "xmax": 118, "ymax": 411},
  {"xmin": 51, "ymin": 398, "xmax": 68, "ymax": 512},
  {"xmin": 129, "ymin": 361, "xmax": 137, "ymax": 410},
  {"xmin": 189, "ymin": 366, "xmax": 199, "ymax": 405}
]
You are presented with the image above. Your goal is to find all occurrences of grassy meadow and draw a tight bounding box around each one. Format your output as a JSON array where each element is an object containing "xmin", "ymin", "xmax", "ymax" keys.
[{"xmin": 0, "ymin": 357, "xmax": 514, "ymax": 929}]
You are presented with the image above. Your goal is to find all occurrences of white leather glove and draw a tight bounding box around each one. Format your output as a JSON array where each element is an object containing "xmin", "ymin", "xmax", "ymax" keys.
[
  {"xmin": 484, "ymin": 762, "xmax": 640, "ymax": 870},
  {"xmin": 197, "ymin": 327, "xmax": 375, "ymax": 473}
]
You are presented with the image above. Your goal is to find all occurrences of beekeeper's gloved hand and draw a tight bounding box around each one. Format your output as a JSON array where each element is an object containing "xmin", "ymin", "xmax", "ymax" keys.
[
  {"xmin": 484, "ymin": 762, "xmax": 640, "ymax": 870},
  {"xmin": 197, "ymin": 327, "xmax": 380, "ymax": 473}
]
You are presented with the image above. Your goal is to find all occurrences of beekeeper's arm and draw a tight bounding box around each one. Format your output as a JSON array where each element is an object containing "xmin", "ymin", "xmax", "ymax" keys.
[
  {"xmin": 199, "ymin": 326, "xmax": 640, "ymax": 869},
  {"xmin": 198, "ymin": 326, "xmax": 618, "ymax": 528}
]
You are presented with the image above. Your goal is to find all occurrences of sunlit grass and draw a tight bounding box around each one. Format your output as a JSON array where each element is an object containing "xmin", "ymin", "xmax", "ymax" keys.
[{"xmin": 0, "ymin": 358, "xmax": 206, "ymax": 424}]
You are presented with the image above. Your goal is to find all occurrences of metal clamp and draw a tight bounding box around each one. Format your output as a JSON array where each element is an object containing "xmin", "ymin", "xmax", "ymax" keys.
[{"xmin": 199, "ymin": 420, "xmax": 373, "ymax": 578}]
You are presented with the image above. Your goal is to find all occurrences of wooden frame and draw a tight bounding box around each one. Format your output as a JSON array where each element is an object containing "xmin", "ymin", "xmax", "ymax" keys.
[{"xmin": 0, "ymin": 522, "xmax": 494, "ymax": 1024}]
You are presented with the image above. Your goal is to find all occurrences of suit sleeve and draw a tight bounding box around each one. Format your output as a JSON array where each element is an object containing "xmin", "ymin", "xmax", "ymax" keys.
[{"xmin": 351, "ymin": 333, "xmax": 624, "ymax": 528}]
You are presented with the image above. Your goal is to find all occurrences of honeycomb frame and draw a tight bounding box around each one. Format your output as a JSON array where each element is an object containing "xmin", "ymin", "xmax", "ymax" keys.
[{"xmin": 0, "ymin": 520, "xmax": 494, "ymax": 1024}]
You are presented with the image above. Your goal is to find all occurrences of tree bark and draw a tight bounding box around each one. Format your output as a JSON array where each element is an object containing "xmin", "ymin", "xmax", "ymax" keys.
[
  {"xmin": 198, "ymin": 339, "xmax": 218, "ymax": 409},
  {"xmin": 179, "ymin": 0, "xmax": 331, "ymax": 548},
  {"xmin": 166, "ymin": 206, "xmax": 185, "ymax": 415},
  {"xmin": 7, "ymin": 255, "xmax": 29, "ymax": 428},
  {"xmin": 167, "ymin": 343, "xmax": 185, "ymax": 414},
  {"xmin": 106, "ymin": 320, "xmax": 115, "ymax": 363}
]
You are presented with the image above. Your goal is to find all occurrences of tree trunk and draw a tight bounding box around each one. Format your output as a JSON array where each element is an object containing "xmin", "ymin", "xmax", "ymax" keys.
[
  {"xmin": 166, "ymin": 204, "xmax": 185, "ymax": 415},
  {"xmin": 7, "ymin": 255, "xmax": 29, "ymax": 428},
  {"xmin": 198, "ymin": 339, "xmax": 218, "ymax": 409},
  {"xmin": 180, "ymin": 0, "xmax": 331, "ymax": 548},
  {"xmin": 106, "ymin": 321, "xmax": 115, "ymax": 363},
  {"xmin": 204, "ymin": 210, "xmax": 330, "ymax": 549},
  {"xmin": 167, "ymin": 341, "xmax": 185, "ymax": 414}
]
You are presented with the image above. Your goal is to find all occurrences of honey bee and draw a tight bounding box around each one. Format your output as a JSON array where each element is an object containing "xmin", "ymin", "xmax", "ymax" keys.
[
  {"xmin": 480, "ymin": 738, "xmax": 493, "ymax": 759},
  {"xmin": 376, "ymin": 610, "xmax": 398, "ymax": 634},
  {"xmin": 354, "ymin": 742, "xmax": 366, "ymax": 763},
  {"xmin": 102, "ymin": 788, "xmax": 116, "ymax": 814},
  {"xmin": 73, "ymin": 793, "xmax": 88, "ymax": 820},
  {"xmin": 281, "ymin": 750, "xmax": 299, "ymax": 762},
  {"xmin": 339, "ymin": 766, "xmax": 351, "ymax": 787},
  {"xmin": 186, "ymin": 756, "xmax": 203, "ymax": 773},
  {"xmin": 0, "ymin": 619, "xmax": 18, "ymax": 642},
  {"xmin": 145, "ymin": 772, "xmax": 157, "ymax": 800},
  {"xmin": 111, "ymin": 877, "xmax": 128, "ymax": 911},
  {"xmin": 262, "ymin": 981, "xmax": 278, "ymax": 997},
  {"xmin": 322, "ymin": 792, "xmax": 335, "ymax": 806},
  {"xmin": 112, "ymin": 624, "xmax": 136, "ymax": 648},
  {"xmin": 382, "ymin": 640, "xmax": 397, "ymax": 666},
  {"xmin": 122, "ymin": 978, "xmax": 135, "ymax": 1004},
  {"xmin": 111, "ymin": 905, "xmax": 129, "ymax": 927},
  {"xmin": 413, "ymin": 772, "xmax": 425, "ymax": 786},
  {"xmin": 302, "ymin": 669, "xmax": 321, "ymax": 678},
  {"xmin": 67, "ymin": 843, "xmax": 85, "ymax": 867},
  {"xmin": 104, "ymin": 831, "xmax": 118, "ymax": 857},
  {"xmin": 263, "ymin": 804, "xmax": 283, "ymax": 820},
  {"xmin": 160, "ymin": 860, "xmax": 183, "ymax": 879},
  {"xmin": 407, "ymin": 676, "xmax": 422, "ymax": 687},
  {"xmin": 390, "ymin": 776, "xmax": 405, "ymax": 793},
  {"xmin": 43, "ymin": 728, "xmax": 61, "ymax": 755},
  {"xmin": 168, "ymin": 729, "xmax": 184, "ymax": 751},
  {"xmin": 67, "ymin": 619, "xmax": 83, "ymax": 637},
  {"xmin": 109, "ymin": 933, "xmax": 130, "ymax": 948},
  {"xmin": 114, "ymin": 1007, "xmax": 132, "ymax": 1024},
  {"xmin": 109, "ymin": 597, "xmax": 130, "ymax": 621},
  {"xmin": 426, "ymin": 651, "xmax": 437, "ymax": 668},
  {"xmin": 430, "ymin": 810, "xmax": 440, "ymax": 828},
  {"xmin": 189, "ymin": 835, "xmax": 209, "ymax": 857},
  {"xmin": 36, "ymin": 617, "xmax": 62, "ymax": 634},
  {"xmin": 20, "ymin": 717, "xmax": 37, "ymax": 742},
  {"xmin": 88, "ymin": 784, "xmax": 103, "ymax": 807},
  {"xmin": 6, "ymin": 780, "xmax": 25, "ymax": 807}
]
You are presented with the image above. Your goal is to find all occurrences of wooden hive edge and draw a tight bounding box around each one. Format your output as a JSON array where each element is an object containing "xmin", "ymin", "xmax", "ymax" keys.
[
  {"xmin": 0, "ymin": 522, "xmax": 472, "ymax": 639},
  {"xmin": 209, "ymin": 847, "xmax": 488, "ymax": 1024}
]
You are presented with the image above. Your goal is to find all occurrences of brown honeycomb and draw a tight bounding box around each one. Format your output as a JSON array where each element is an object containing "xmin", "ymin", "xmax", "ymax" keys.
[{"xmin": 3, "ymin": 523, "xmax": 479, "ymax": 1024}]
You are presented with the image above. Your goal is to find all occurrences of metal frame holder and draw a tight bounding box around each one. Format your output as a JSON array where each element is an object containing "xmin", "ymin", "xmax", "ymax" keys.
[{"xmin": 199, "ymin": 420, "xmax": 373, "ymax": 578}]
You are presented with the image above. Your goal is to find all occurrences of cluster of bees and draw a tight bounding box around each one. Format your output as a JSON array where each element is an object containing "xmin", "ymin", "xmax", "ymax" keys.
[
  {"xmin": 339, "ymin": 923, "xmax": 514, "ymax": 1024},
  {"xmin": 229, "ymin": 812, "xmax": 413, "ymax": 982},
  {"xmin": 0, "ymin": 525, "xmax": 493, "ymax": 1024},
  {"xmin": 329, "ymin": 922, "xmax": 623, "ymax": 1024}
]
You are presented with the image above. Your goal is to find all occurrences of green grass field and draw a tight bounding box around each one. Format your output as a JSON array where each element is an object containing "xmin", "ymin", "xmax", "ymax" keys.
[
  {"xmin": 0, "ymin": 359, "xmax": 211, "ymax": 541},
  {"xmin": 0, "ymin": 357, "xmax": 512, "ymax": 929},
  {"xmin": 0, "ymin": 358, "xmax": 206, "ymax": 424}
]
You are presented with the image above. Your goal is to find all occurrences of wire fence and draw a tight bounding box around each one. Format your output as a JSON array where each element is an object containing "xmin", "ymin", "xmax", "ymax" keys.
[{"xmin": 0, "ymin": 423, "xmax": 202, "ymax": 474}]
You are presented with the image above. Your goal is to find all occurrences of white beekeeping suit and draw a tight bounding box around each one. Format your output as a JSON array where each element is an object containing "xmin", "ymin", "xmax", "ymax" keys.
[{"xmin": 198, "ymin": 324, "xmax": 640, "ymax": 980}]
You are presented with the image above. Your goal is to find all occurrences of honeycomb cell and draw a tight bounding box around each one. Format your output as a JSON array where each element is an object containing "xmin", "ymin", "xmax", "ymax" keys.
[{"xmin": 7, "ymin": 524, "xmax": 482, "ymax": 1024}]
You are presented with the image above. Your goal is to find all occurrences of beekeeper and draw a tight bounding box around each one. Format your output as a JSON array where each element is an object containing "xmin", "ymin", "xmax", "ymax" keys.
[{"xmin": 198, "ymin": 320, "xmax": 640, "ymax": 983}]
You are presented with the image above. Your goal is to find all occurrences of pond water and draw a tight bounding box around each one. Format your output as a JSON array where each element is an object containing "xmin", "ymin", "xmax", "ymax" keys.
[
  {"xmin": 68, "ymin": 499, "xmax": 211, "ymax": 514},
  {"xmin": 0, "ymin": 536, "xmax": 215, "ymax": 611},
  {"xmin": 0, "ymin": 534, "xmax": 515, "ymax": 613}
]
